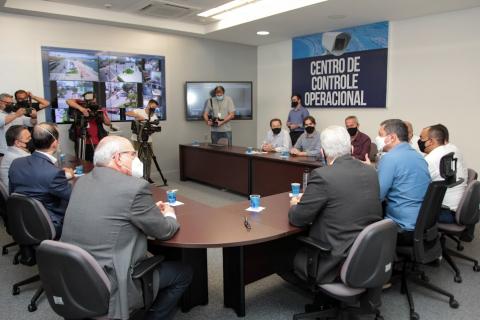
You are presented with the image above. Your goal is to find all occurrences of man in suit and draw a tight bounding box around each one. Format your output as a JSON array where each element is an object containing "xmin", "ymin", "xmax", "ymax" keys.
[
  {"xmin": 61, "ymin": 136, "xmax": 192, "ymax": 320},
  {"xmin": 289, "ymin": 125, "xmax": 382, "ymax": 284},
  {"xmin": 9, "ymin": 123, "xmax": 73, "ymax": 237}
]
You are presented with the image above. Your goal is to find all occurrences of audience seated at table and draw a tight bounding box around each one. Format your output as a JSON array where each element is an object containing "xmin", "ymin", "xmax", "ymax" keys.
[
  {"xmin": 261, "ymin": 118, "xmax": 291, "ymax": 152},
  {"xmin": 344, "ymin": 115, "xmax": 371, "ymax": 161},
  {"xmin": 290, "ymin": 116, "xmax": 321, "ymax": 157}
]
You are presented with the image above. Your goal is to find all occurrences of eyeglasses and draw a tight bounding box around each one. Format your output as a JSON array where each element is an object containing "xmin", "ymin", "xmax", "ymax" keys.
[{"xmin": 117, "ymin": 151, "xmax": 137, "ymax": 158}]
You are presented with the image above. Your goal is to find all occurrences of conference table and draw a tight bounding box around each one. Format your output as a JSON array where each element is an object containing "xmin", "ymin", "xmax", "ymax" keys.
[
  {"xmin": 148, "ymin": 189, "xmax": 303, "ymax": 317},
  {"xmin": 179, "ymin": 143, "xmax": 323, "ymax": 197}
]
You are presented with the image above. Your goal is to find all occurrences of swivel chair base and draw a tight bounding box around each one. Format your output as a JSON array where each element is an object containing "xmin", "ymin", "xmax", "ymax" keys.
[{"xmin": 12, "ymin": 274, "xmax": 44, "ymax": 312}]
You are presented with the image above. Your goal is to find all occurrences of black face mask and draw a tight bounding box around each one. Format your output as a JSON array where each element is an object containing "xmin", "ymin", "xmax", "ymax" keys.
[
  {"xmin": 272, "ymin": 128, "xmax": 281, "ymax": 135},
  {"xmin": 417, "ymin": 139, "xmax": 427, "ymax": 153},
  {"xmin": 291, "ymin": 101, "xmax": 298, "ymax": 108},
  {"xmin": 4, "ymin": 103, "xmax": 15, "ymax": 113},
  {"xmin": 26, "ymin": 140, "xmax": 36, "ymax": 153},
  {"xmin": 347, "ymin": 127, "xmax": 358, "ymax": 137},
  {"xmin": 305, "ymin": 126, "xmax": 315, "ymax": 134}
]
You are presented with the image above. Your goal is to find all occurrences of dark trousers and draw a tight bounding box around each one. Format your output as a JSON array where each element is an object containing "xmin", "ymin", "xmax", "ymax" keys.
[
  {"xmin": 290, "ymin": 131, "xmax": 303, "ymax": 146},
  {"xmin": 74, "ymin": 141, "xmax": 96, "ymax": 162},
  {"xmin": 211, "ymin": 131, "xmax": 232, "ymax": 146},
  {"xmin": 145, "ymin": 261, "xmax": 193, "ymax": 320},
  {"xmin": 438, "ymin": 208, "xmax": 456, "ymax": 223}
]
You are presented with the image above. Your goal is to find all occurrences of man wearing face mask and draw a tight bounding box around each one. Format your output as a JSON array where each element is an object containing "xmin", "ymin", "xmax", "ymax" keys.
[
  {"xmin": 373, "ymin": 119, "xmax": 430, "ymax": 244},
  {"xmin": 9, "ymin": 123, "xmax": 73, "ymax": 237},
  {"xmin": 203, "ymin": 86, "xmax": 236, "ymax": 146},
  {"xmin": 14, "ymin": 89, "xmax": 50, "ymax": 110},
  {"xmin": 419, "ymin": 125, "xmax": 467, "ymax": 223},
  {"xmin": 0, "ymin": 125, "xmax": 34, "ymax": 190},
  {"xmin": 261, "ymin": 118, "xmax": 291, "ymax": 152},
  {"xmin": 404, "ymin": 121, "xmax": 422, "ymax": 153},
  {"xmin": 60, "ymin": 136, "xmax": 192, "ymax": 320},
  {"xmin": 0, "ymin": 93, "xmax": 37, "ymax": 157},
  {"xmin": 290, "ymin": 116, "xmax": 321, "ymax": 157},
  {"xmin": 287, "ymin": 126, "xmax": 381, "ymax": 286},
  {"xmin": 345, "ymin": 115, "xmax": 371, "ymax": 161},
  {"xmin": 287, "ymin": 94, "xmax": 310, "ymax": 145}
]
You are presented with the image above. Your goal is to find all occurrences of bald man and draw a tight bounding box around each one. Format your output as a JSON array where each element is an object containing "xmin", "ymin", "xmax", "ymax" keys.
[{"xmin": 404, "ymin": 121, "xmax": 421, "ymax": 153}]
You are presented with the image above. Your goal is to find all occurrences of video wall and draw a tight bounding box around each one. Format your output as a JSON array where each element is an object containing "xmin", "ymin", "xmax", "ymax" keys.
[{"xmin": 41, "ymin": 47, "xmax": 166, "ymax": 123}]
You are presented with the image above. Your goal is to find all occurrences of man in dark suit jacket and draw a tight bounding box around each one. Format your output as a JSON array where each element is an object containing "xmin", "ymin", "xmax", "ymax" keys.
[
  {"xmin": 289, "ymin": 125, "xmax": 382, "ymax": 284},
  {"xmin": 61, "ymin": 136, "xmax": 192, "ymax": 320},
  {"xmin": 9, "ymin": 123, "xmax": 73, "ymax": 237}
]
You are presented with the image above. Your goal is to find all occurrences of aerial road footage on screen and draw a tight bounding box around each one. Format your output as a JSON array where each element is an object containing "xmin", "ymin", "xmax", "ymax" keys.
[
  {"xmin": 48, "ymin": 51, "xmax": 99, "ymax": 81},
  {"xmin": 99, "ymin": 56, "xmax": 143, "ymax": 83}
]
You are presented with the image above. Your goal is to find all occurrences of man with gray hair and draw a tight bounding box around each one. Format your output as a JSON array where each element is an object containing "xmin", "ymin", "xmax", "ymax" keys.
[
  {"xmin": 61, "ymin": 136, "xmax": 192, "ymax": 320},
  {"xmin": 288, "ymin": 125, "xmax": 382, "ymax": 285},
  {"xmin": 0, "ymin": 93, "xmax": 37, "ymax": 156}
]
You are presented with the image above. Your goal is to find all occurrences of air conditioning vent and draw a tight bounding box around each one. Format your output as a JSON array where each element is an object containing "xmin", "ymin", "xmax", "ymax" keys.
[{"xmin": 139, "ymin": 1, "xmax": 196, "ymax": 18}]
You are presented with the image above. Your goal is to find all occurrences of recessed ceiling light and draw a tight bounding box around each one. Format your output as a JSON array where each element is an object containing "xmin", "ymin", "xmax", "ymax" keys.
[
  {"xmin": 257, "ymin": 31, "xmax": 270, "ymax": 36},
  {"xmin": 328, "ymin": 14, "xmax": 346, "ymax": 19}
]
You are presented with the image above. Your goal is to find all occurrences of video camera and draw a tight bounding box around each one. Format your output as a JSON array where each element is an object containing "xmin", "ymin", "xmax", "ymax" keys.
[
  {"xmin": 132, "ymin": 119, "xmax": 161, "ymax": 142},
  {"xmin": 208, "ymin": 114, "xmax": 224, "ymax": 127},
  {"xmin": 6, "ymin": 99, "xmax": 36, "ymax": 117}
]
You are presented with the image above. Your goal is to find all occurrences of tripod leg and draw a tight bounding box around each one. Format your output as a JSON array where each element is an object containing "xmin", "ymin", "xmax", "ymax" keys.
[{"xmin": 147, "ymin": 144, "xmax": 167, "ymax": 186}]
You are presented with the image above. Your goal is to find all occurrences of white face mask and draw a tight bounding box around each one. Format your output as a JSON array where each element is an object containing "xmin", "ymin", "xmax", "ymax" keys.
[
  {"xmin": 375, "ymin": 135, "xmax": 387, "ymax": 152},
  {"xmin": 131, "ymin": 157, "xmax": 144, "ymax": 178}
]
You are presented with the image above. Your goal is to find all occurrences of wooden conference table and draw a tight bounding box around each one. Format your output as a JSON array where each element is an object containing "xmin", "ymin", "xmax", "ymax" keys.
[
  {"xmin": 179, "ymin": 143, "xmax": 324, "ymax": 196},
  {"xmin": 148, "ymin": 189, "xmax": 303, "ymax": 317}
]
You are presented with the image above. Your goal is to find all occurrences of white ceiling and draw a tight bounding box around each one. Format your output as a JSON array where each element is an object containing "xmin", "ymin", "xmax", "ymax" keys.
[{"xmin": 2, "ymin": 0, "xmax": 480, "ymax": 46}]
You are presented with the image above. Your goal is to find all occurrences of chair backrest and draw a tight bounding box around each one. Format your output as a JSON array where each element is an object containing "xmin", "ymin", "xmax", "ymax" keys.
[
  {"xmin": 413, "ymin": 181, "xmax": 447, "ymax": 263},
  {"xmin": 37, "ymin": 240, "xmax": 111, "ymax": 319},
  {"xmin": 340, "ymin": 219, "xmax": 397, "ymax": 288},
  {"xmin": 0, "ymin": 181, "xmax": 8, "ymax": 226},
  {"xmin": 468, "ymin": 168, "xmax": 478, "ymax": 184},
  {"xmin": 368, "ymin": 142, "xmax": 378, "ymax": 162},
  {"xmin": 455, "ymin": 180, "xmax": 480, "ymax": 226},
  {"xmin": 6, "ymin": 193, "xmax": 56, "ymax": 245}
]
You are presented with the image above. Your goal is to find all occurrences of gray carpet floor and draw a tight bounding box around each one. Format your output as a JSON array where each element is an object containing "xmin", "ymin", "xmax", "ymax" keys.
[{"xmin": 1, "ymin": 172, "xmax": 479, "ymax": 320}]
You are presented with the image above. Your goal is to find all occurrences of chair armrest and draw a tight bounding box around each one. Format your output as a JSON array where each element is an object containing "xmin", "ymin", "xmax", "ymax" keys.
[
  {"xmin": 132, "ymin": 255, "xmax": 164, "ymax": 279},
  {"xmin": 297, "ymin": 236, "xmax": 332, "ymax": 254}
]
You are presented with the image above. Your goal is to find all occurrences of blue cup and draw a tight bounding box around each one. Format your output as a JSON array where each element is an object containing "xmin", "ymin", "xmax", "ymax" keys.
[
  {"xmin": 291, "ymin": 183, "xmax": 301, "ymax": 196},
  {"xmin": 280, "ymin": 150, "xmax": 289, "ymax": 159},
  {"xmin": 246, "ymin": 147, "xmax": 253, "ymax": 154},
  {"xmin": 167, "ymin": 190, "xmax": 177, "ymax": 204},
  {"xmin": 75, "ymin": 165, "xmax": 84, "ymax": 175},
  {"xmin": 192, "ymin": 140, "xmax": 200, "ymax": 146},
  {"xmin": 249, "ymin": 194, "xmax": 261, "ymax": 209}
]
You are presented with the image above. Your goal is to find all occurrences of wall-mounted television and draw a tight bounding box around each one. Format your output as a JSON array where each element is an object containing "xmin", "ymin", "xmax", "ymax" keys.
[{"xmin": 185, "ymin": 81, "xmax": 252, "ymax": 121}]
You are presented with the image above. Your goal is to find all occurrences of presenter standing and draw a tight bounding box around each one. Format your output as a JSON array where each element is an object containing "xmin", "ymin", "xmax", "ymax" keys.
[
  {"xmin": 287, "ymin": 93, "xmax": 309, "ymax": 145},
  {"xmin": 203, "ymin": 86, "xmax": 235, "ymax": 146}
]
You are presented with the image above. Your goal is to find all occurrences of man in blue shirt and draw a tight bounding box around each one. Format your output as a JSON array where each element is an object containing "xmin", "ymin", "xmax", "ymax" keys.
[
  {"xmin": 374, "ymin": 119, "xmax": 430, "ymax": 244},
  {"xmin": 287, "ymin": 94, "xmax": 309, "ymax": 145}
]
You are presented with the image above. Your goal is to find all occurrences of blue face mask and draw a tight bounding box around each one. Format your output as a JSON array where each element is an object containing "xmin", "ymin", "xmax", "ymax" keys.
[{"xmin": 216, "ymin": 95, "xmax": 224, "ymax": 101}]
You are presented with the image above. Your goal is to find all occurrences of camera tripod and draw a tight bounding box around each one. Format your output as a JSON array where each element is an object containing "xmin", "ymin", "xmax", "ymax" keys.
[
  {"xmin": 137, "ymin": 139, "xmax": 167, "ymax": 186},
  {"xmin": 76, "ymin": 117, "xmax": 91, "ymax": 161}
]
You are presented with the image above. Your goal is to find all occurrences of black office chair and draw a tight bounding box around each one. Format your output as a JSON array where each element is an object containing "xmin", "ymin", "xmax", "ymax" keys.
[
  {"xmin": 396, "ymin": 179, "xmax": 459, "ymax": 320},
  {"xmin": 6, "ymin": 193, "xmax": 56, "ymax": 312},
  {"xmin": 0, "ymin": 181, "xmax": 18, "ymax": 261},
  {"xmin": 37, "ymin": 240, "xmax": 164, "ymax": 319},
  {"xmin": 439, "ymin": 180, "xmax": 480, "ymax": 282},
  {"xmin": 293, "ymin": 219, "xmax": 398, "ymax": 320}
]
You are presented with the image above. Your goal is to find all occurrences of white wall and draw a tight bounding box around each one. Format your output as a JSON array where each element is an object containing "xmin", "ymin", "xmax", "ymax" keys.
[
  {"xmin": 257, "ymin": 7, "xmax": 480, "ymax": 172},
  {"xmin": 0, "ymin": 12, "xmax": 257, "ymax": 173}
]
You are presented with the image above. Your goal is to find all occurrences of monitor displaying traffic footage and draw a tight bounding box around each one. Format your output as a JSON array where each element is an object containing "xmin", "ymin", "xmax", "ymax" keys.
[
  {"xmin": 41, "ymin": 47, "xmax": 166, "ymax": 123},
  {"xmin": 185, "ymin": 82, "xmax": 253, "ymax": 121}
]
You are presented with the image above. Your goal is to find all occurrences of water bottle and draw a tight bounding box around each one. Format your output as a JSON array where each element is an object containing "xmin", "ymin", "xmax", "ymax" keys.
[
  {"xmin": 59, "ymin": 153, "xmax": 65, "ymax": 168},
  {"xmin": 302, "ymin": 169, "xmax": 309, "ymax": 193}
]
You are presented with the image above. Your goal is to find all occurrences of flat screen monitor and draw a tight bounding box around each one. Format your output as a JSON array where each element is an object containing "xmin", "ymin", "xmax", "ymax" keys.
[{"xmin": 185, "ymin": 81, "xmax": 252, "ymax": 121}]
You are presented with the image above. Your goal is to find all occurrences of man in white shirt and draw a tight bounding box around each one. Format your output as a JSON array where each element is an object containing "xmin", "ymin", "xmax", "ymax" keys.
[
  {"xmin": 419, "ymin": 124, "xmax": 467, "ymax": 223},
  {"xmin": 126, "ymin": 99, "xmax": 159, "ymax": 146},
  {"xmin": 0, "ymin": 93, "xmax": 37, "ymax": 156},
  {"xmin": 0, "ymin": 125, "xmax": 32, "ymax": 189},
  {"xmin": 261, "ymin": 118, "xmax": 291, "ymax": 152}
]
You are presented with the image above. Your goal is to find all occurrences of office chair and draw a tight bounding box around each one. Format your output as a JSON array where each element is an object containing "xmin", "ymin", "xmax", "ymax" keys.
[
  {"xmin": 0, "ymin": 181, "xmax": 19, "ymax": 262},
  {"xmin": 37, "ymin": 240, "xmax": 164, "ymax": 319},
  {"xmin": 396, "ymin": 177, "xmax": 459, "ymax": 320},
  {"xmin": 369, "ymin": 142, "xmax": 378, "ymax": 162},
  {"xmin": 293, "ymin": 219, "xmax": 397, "ymax": 320},
  {"xmin": 6, "ymin": 193, "xmax": 56, "ymax": 312},
  {"xmin": 467, "ymin": 168, "xmax": 478, "ymax": 184},
  {"xmin": 438, "ymin": 180, "xmax": 480, "ymax": 282}
]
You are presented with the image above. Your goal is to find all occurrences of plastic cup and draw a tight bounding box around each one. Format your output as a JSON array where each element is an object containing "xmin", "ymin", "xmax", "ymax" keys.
[
  {"xmin": 192, "ymin": 140, "xmax": 200, "ymax": 146},
  {"xmin": 75, "ymin": 165, "xmax": 84, "ymax": 175},
  {"xmin": 280, "ymin": 150, "xmax": 289, "ymax": 159},
  {"xmin": 167, "ymin": 190, "xmax": 177, "ymax": 204},
  {"xmin": 247, "ymin": 147, "xmax": 253, "ymax": 154},
  {"xmin": 249, "ymin": 194, "xmax": 261, "ymax": 209},
  {"xmin": 291, "ymin": 183, "xmax": 301, "ymax": 196}
]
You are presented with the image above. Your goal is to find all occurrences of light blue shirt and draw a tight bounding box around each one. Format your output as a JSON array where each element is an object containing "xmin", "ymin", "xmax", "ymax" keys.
[
  {"xmin": 294, "ymin": 130, "xmax": 321, "ymax": 156},
  {"xmin": 378, "ymin": 142, "xmax": 430, "ymax": 231},
  {"xmin": 262, "ymin": 129, "xmax": 291, "ymax": 152}
]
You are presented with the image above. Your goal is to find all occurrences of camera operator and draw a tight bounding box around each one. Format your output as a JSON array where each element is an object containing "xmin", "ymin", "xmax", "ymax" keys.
[
  {"xmin": 203, "ymin": 86, "xmax": 235, "ymax": 146},
  {"xmin": 67, "ymin": 92, "xmax": 110, "ymax": 162},
  {"xmin": 14, "ymin": 89, "xmax": 50, "ymax": 111},
  {"xmin": 0, "ymin": 93, "xmax": 37, "ymax": 157},
  {"xmin": 126, "ymin": 99, "xmax": 159, "ymax": 182}
]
